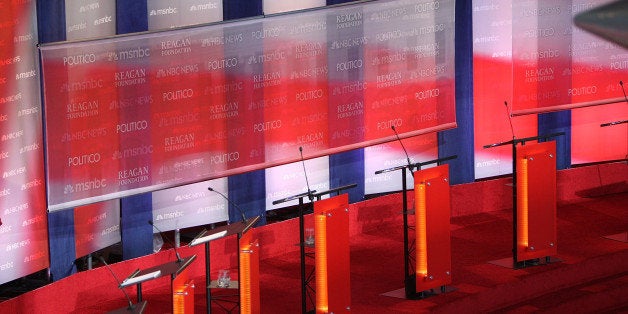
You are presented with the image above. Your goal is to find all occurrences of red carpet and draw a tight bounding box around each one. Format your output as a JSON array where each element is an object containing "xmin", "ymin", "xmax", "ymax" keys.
[{"xmin": 1, "ymin": 162, "xmax": 626, "ymax": 313}]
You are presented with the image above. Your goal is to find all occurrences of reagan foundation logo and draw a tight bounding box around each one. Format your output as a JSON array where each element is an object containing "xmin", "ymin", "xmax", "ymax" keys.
[
  {"xmin": 66, "ymin": 100, "xmax": 99, "ymax": 119},
  {"xmin": 336, "ymin": 11, "xmax": 362, "ymax": 29},
  {"xmin": 118, "ymin": 166, "xmax": 149, "ymax": 186},
  {"xmin": 293, "ymin": 42, "xmax": 323, "ymax": 60},
  {"xmin": 164, "ymin": 133, "xmax": 195, "ymax": 152},
  {"xmin": 114, "ymin": 68, "xmax": 147, "ymax": 87},
  {"xmin": 209, "ymin": 102, "xmax": 238, "ymax": 120},
  {"xmin": 160, "ymin": 37, "xmax": 192, "ymax": 57}
]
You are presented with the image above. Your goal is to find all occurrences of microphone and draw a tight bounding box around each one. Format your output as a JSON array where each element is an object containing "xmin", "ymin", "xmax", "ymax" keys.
[
  {"xmin": 391, "ymin": 125, "xmax": 414, "ymax": 174},
  {"xmin": 299, "ymin": 146, "xmax": 314, "ymax": 201},
  {"xmin": 98, "ymin": 256, "xmax": 135, "ymax": 311},
  {"xmin": 207, "ymin": 187, "xmax": 247, "ymax": 223},
  {"xmin": 504, "ymin": 101, "xmax": 516, "ymax": 140},
  {"xmin": 148, "ymin": 220, "xmax": 182, "ymax": 263},
  {"xmin": 620, "ymin": 81, "xmax": 628, "ymax": 102}
]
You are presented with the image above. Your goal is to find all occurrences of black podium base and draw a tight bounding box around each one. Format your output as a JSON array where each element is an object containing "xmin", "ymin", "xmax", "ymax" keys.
[{"xmin": 489, "ymin": 256, "xmax": 562, "ymax": 269}]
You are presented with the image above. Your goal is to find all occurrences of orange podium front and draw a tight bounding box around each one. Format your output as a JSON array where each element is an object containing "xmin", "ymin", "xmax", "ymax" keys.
[
  {"xmin": 413, "ymin": 164, "xmax": 452, "ymax": 293},
  {"xmin": 314, "ymin": 194, "xmax": 351, "ymax": 313},
  {"xmin": 515, "ymin": 141, "xmax": 557, "ymax": 264}
]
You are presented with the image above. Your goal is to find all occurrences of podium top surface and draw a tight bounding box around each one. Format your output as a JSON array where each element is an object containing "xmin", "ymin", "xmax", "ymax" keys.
[
  {"xmin": 135, "ymin": 255, "xmax": 196, "ymax": 279},
  {"xmin": 483, "ymin": 132, "xmax": 565, "ymax": 149},
  {"xmin": 375, "ymin": 155, "xmax": 457, "ymax": 174},
  {"xmin": 188, "ymin": 216, "xmax": 260, "ymax": 247}
]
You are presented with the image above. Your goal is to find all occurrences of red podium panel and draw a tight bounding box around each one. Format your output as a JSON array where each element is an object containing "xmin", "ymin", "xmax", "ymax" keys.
[
  {"xmin": 515, "ymin": 141, "xmax": 557, "ymax": 262},
  {"xmin": 413, "ymin": 165, "xmax": 452, "ymax": 292},
  {"xmin": 173, "ymin": 276, "xmax": 194, "ymax": 314},
  {"xmin": 239, "ymin": 230, "xmax": 260, "ymax": 314},
  {"xmin": 314, "ymin": 194, "xmax": 350, "ymax": 313}
]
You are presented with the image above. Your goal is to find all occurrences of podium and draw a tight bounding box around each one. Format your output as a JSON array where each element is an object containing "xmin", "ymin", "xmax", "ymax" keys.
[
  {"xmin": 484, "ymin": 133, "xmax": 563, "ymax": 268},
  {"xmin": 375, "ymin": 156, "xmax": 455, "ymax": 299},
  {"xmin": 120, "ymin": 255, "xmax": 196, "ymax": 313},
  {"xmin": 188, "ymin": 216, "xmax": 260, "ymax": 314},
  {"xmin": 273, "ymin": 184, "xmax": 356, "ymax": 314},
  {"xmin": 600, "ymin": 119, "xmax": 628, "ymax": 243}
]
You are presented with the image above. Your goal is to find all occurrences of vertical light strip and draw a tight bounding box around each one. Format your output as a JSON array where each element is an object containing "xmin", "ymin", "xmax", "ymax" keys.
[
  {"xmin": 315, "ymin": 213, "xmax": 329, "ymax": 313},
  {"xmin": 240, "ymin": 242, "xmax": 252, "ymax": 314},
  {"xmin": 416, "ymin": 183, "xmax": 428, "ymax": 277},
  {"xmin": 518, "ymin": 157, "xmax": 529, "ymax": 248}
]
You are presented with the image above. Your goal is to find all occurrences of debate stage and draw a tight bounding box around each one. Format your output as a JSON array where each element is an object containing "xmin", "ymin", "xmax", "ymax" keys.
[{"xmin": 1, "ymin": 161, "xmax": 626, "ymax": 313}]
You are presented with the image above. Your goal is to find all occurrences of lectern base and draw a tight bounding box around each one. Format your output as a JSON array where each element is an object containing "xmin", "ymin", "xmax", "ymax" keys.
[
  {"xmin": 489, "ymin": 256, "xmax": 562, "ymax": 269},
  {"xmin": 381, "ymin": 284, "xmax": 456, "ymax": 300}
]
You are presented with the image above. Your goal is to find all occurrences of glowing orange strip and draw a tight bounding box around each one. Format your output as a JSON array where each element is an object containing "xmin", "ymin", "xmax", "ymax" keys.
[
  {"xmin": 517, "ymin": 157, "xmax": 529, "ymax": 248},
  {"xmin": 240, "ymin": 242, "xmax": 251, "ymax": 314},
  {"xmin": 315, "ymin": 213, "xmax": 329, "ymax": 313},
  {"xmin": 416, "ymin": 183, "xmax": 428, "ymax": 277}
]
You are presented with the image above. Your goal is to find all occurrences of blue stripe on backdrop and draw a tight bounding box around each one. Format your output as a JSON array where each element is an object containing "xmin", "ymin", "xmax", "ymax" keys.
[
  {"xmin": 330, "ymin": 150, "xmax": 365, "ymax": 203},
  {"xmin": 224, "ymin": 0, "xmax": 263, "ymax": 19},
  {"xmin": 327, "ymin": 0, "xmax": 366, "ymax": 201},
  {"xmin": 224, "ymin": 0, "xmax": 266, "ymax": 225},
  {"xmin": 438, "ymin": 0, "xmax": 475, "ymax": 184},
  {"xmin": 114, "ymin": 0, "xmax": 153, "ymax": 260},
  {"xmin": 116, "ymin": 0, "xmax": 149, "ymax": 34},
  {"xmin": 37, "ymin": 0, "xmax": 76, "ymax": 282},
  {"xmin": 539, "ymin": 111, "xmax": 572, "ymax": 170}
]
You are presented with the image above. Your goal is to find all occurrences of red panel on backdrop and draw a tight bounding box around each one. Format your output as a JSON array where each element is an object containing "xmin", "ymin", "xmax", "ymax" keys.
[
  {"xmin": 413, "ymin": 165, "xmax": 452, "ymax": 291},
  {"xmin": 314, "ymin": 194, "xmax": 350, "ymax": 313},
  {"xmin": 516, "ymin": 142, "xmax": 557, "ymax": 262}
]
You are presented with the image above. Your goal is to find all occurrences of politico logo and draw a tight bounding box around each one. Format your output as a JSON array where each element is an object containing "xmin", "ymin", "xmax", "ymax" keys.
[
  {"xmin": 68, "ymin": 153, "xmax": 101, "ymax": 167},
  {"xmin": 296, "ymin": 89, "xmax": 324, "ymax": 102},
  {"xmin": 253, "ymin": 120, "xmax": 282, "ymax": 133},
  {"xmin": 63, "ymin": 53, "xmax": 96, "ymax": 66},
  {"xmin": 377, "ymin": 118, "xmax": 402, "ymax": 130}
]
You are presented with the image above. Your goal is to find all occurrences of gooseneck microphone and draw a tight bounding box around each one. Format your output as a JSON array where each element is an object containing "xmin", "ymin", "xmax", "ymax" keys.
[
  {"xmin": 504, "ymin": 101, "xmax": 516, "ymax": 140},
  {"xmin": 148, "ymin": 220, "xmax": 182, "ymax": 263},
  {"xmin": 99, "ymin": 256, "xmax": 135, "ymax": 310},
  {"xmin": 620, "ymin": 81, "xmax": 627, "ymax": 102},
  {"xmin": 391, "ymin": 125, "xmax": 414, "ymax": 174},
  {"xmin": 207, "ymin": 187, "xmax": 247, "ymax": 223},
  {"xmin": 299, "ymin": 146, "xmax": 314, "ymax": 201}
]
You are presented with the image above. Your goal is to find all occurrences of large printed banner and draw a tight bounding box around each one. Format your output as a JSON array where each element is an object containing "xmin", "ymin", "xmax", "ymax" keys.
[
  {"xmin": 40, "ymin": 0, "xmax": 457, "ymax": 211},
  {"xmin": 0, "ymin": 1, "xmax": 50, "ymax": 285},
  {"xmin": 473, "ymin": 0, "xmax": 627, "ymax": 179}
]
